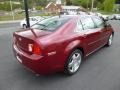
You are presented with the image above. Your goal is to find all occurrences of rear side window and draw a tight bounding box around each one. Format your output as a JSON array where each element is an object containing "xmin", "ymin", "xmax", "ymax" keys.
[
  {"xmin": 77, "ymin": 20, "xmax": 83, "ymax": 30},
  {"xmin": 75, "ymin": 20, "xmax": 83, "ymax": 32},
  {"xmin": 92, "ymin": 17, "xmax": 104, "ymax": 28},
  {"xmin": 81, "ymin": 17, "xmax": 95, "ymax": 30},
  {"xmin": 31, "ymin": 17, "xmax": 70, "ymax": 31}
]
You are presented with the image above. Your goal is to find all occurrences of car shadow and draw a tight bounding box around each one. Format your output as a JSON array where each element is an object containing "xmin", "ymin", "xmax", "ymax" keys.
[{"xmin": 82, "ymin": 46, "xmax": 108, "ymax": 64}]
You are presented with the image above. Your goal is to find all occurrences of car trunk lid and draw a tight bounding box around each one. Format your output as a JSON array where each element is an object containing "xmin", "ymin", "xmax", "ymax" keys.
[{"xmin": 13, "ymin": 29, "xmax": 51, "ymax": 54}]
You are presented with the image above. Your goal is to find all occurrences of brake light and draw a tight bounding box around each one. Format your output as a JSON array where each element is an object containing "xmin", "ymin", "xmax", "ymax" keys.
[
  {"xmin": 33, "ymin": 43, "xmax": 41, "ymax": 55},
  {"xmin": 28, "ymin": 43, "xmax": 41, "ymax": 55}
]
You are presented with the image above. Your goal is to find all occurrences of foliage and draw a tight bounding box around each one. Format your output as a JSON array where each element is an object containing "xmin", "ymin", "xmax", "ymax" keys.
[
  {"xmin": 97, "ymin": 1, "xmax": 104, "ymax": 10},
  {"xmin": 66, "ymin": 0, "xmax": 72, "ymax": 5},
  {"xmin": 103, "ymin": 0, "xmax": 115, "ymax": 12},
  {"xmin": 0, "ymin": 0, "xmax": 117, "ymax": 12},
  {"xmin": 70, "ymin": 0, "xmax": 116, "ymax": 12},
  {"xmin": 32, "ymin": 0, "xmax": 48, "ymax": 7},
  {"xmin": 0, "ymin": 2, "xmax": 21, "ymax": 11},
  {"xmin": 36, "ymin": 6, "xmax": 43, "ymax": 10}
]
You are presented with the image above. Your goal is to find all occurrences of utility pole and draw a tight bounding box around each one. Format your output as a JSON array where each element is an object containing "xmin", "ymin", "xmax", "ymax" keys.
[
  {"xmin": 91, "ymin": 0, "xmax": 94, "ymax": 12},
  {"xmin": 10, "ymin": 0, "xmax": 15, "ymax": 20},
  {"xmin": 24, "ymin": 0, "xmax": 30, "ymax": 28}
]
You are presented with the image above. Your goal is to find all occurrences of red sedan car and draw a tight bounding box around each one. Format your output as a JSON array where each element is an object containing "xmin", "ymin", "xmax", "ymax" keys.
[{"xmin": 13, "ymin": 15, "xmax": 114, "ymax": 75}]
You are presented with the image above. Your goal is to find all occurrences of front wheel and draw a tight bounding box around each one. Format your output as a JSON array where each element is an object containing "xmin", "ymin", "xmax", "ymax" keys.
[
  {"xmin": 64, "ymin": 49, "xmax": 83, "ymax": 75},
  {"xmin": 106, "ymin": 34, "xmax": 113, "ymax": 46}
]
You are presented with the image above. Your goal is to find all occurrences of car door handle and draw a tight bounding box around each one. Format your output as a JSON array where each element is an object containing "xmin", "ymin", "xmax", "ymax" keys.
[{"xmin": 99, "ymin": 30, "xmax": 103, "ymax": 33}]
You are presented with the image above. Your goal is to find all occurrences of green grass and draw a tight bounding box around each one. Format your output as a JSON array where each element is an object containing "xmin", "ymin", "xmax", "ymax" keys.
[{"xmin": 0, "ymin": 14, "xmax": 25, "ymax": 21}]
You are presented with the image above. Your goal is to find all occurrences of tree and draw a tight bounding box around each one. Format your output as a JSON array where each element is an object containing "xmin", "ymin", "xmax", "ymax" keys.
[
  {"xmin": 0, "ymin": 2, "xmax": 21, "ymax": 11},
  {"xmin": 66, "ymin": 0, "xmax": 72, "ymax": 5},
  {"xmin": 34, "ymin": 0, "xmax": 48, "ymax": 6},
  {"xmin": 97, "ymin": 1, "xmax": 104, "ymax": 10},
  {"xmin": 72, "ymin": 0, "xmax": 91, "ymax": 8},
  {"xmin": 103, "ymin": 0, "xmax": 115, "ymax": 12}
]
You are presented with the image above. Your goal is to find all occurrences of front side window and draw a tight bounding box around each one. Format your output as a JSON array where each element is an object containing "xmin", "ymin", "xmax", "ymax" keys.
[
  {"xmin": 92, "ymin": 17, "xmax": 104, "ymax": 28},
  {"xmin": 81, "ymin": 17, "xmax": 95, "ymax": 30}
]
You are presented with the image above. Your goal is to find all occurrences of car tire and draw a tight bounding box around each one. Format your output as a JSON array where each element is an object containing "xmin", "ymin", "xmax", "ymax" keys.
[
  {"xmin": 23, "ymin": 24, "xmax": 27, "ymax": 29},
  {"xmin": 64, "ymin": 49, "xmax": 83, "ymax": 75},
  {"xmin": 106, "ymin": 34, "xmax": 113, "ymax": 47}
]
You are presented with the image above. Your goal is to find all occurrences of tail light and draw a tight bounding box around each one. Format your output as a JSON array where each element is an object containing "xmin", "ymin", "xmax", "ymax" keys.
[
  {"xmin": 33, "ymin": 43, "xmax": 41, "ymax": 55},
  {"xmin": 28, "ymin": 43, "xmax": 41, "ymax": 55},
  {"xmin": 13, "ymin": 36, "xmax": 16, "ymax": 44}
]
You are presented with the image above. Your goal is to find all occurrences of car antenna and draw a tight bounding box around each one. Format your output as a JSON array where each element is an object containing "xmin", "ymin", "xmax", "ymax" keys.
[{"xmin": 30, "ymin": 28, "xmax": 38, "ymax": 38}]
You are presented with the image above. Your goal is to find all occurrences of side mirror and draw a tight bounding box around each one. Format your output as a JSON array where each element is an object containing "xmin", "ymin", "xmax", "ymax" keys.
[
  {"xmin": 101, "ymin": 17, "xmax": 109, "ymax": 22},
  {"xmin": 104, "ymin": 22, "xmax": 111, "ymax": 27},
  {"xmin": 104, "ymin": 18, "xmax": 109, "ymax": 22}
]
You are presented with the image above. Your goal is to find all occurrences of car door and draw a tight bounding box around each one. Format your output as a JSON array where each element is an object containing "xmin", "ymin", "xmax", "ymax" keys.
[
  {"xmin": 92, "ymin": 17, "xmax": 109, "ymax": 46},
  {"xmin": 79, "ymin": 17, "xmax": 102, "ymax": 55}
]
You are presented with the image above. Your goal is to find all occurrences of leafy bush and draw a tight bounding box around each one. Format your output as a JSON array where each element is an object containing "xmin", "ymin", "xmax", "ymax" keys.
[
  {"xmin": 36, "ymin": 6, "xmax": 42, "ymax": 10},
  {"xmin": 0, "ymin": 2, "xmax": 21, "ymax": 11}
]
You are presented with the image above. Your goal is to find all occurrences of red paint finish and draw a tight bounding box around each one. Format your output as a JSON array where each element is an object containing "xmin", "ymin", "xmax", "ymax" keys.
[{"xmin": 13, "ymin": 15, "xmax": 114, "ymax": 74}]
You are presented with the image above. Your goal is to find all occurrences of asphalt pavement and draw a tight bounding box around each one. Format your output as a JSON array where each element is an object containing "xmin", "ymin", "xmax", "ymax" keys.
[{"xmin": 0, "ymin": 20, "xmax": 120, "ymax": 90}]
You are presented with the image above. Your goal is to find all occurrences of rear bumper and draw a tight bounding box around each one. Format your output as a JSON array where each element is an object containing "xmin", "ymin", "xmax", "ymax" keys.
[{"xmin": 13, "ymin": 44, "xmax": 63, "ymax": 74}]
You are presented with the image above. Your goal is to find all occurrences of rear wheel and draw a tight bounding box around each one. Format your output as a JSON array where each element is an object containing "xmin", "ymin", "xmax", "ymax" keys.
[
  {"xmin": 64, "ymin": 49, "xmax": 83, "ymax": 75},
  {"xmin": 106, "ymin": 34, "xmax": 113, "ymax": 46}
]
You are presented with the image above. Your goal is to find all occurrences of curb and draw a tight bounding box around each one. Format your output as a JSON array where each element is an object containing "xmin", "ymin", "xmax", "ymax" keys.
[{"xmin": 0, "ymin": 20, "xmax": 21, "ymax": 24}]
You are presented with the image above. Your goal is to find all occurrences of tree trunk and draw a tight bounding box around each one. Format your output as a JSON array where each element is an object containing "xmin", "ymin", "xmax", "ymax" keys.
[{"xmin": 66, "ymin": 0, "xmax": 72, "ymax": 5}]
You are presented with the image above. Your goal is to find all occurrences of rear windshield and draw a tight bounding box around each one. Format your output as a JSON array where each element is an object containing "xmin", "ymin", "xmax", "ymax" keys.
[{"xmin": 31, "ymin": 17, "xmax": 71, "ymax": 31}]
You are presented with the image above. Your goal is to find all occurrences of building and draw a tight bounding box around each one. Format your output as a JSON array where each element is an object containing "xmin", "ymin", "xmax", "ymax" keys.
[
  {"xmin": 62, "ymin": 6, "xmax": 87, "ymax": 12},
  {"xmin": 45, "ymin": 0, "xmax": 62, "ymax": 14},
  {"xmin": 45, "ymin": 0, "xmax": 87, "ymax": 14}
]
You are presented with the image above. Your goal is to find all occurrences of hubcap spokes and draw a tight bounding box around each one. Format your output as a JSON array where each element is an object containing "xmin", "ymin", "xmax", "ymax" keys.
[
  {"xmin": 68, "ymin": 53, "xmax": 81, "ymax": 73},
  {"xmin": 109, "ymin": 35, "xmax": 113, "ymax": 45}
]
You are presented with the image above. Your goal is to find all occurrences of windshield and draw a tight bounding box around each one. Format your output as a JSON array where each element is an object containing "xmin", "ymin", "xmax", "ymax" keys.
[{"xmin": 31, "ymin": 17, "xmax": 71, "ymax": 31}]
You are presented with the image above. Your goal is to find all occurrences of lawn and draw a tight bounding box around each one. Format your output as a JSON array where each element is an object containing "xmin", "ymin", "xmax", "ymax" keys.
[{"xmin": 0, "ymin": 13, "xmax": 25, "ymax": 21}]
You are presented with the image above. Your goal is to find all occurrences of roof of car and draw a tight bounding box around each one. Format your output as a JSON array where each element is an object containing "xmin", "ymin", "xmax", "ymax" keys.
[
  {"xmin": 58, "ymin": 15, "xmax": 100, "ymax": 19},
  {"xmin": 33, "ymin": 15, "xmax": 101, "ymax": 24}
]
